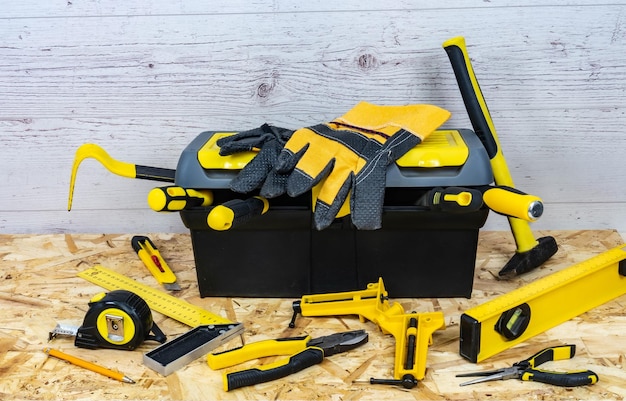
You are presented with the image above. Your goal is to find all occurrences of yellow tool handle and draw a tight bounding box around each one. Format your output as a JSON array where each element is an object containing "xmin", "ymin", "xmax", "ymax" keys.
[
  {"xmin": 223, "ymin": 347, "xmax": 324, "ymax": 391},
  {"xmin": 131, "ymin": 236, "xmax": 177, "ymax": 284},
  {"xmin": 521, "ymin": 345, "xmax": 599, "ymax": 386},
  {"xmin": 482, "ymin": 186, "xmax": 544, "ymax": 221},
  {"xmin": 207, "ymin": 335, "xmax": 310, "ymax": 370},
  {"xmin": 207, "ymin": 196, "xmax": 269, "ymax": 231},
  {"xmin": 524, "ymin": 344, "xmax": 576, "ymax": 367},
  {"xmin": 147, "ymin": 186, "xmax": 213, "ymax": 212}
]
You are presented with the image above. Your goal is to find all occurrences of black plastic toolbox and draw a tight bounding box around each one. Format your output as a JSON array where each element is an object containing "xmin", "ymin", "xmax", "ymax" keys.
[{"xmin": 177, "ymin": 128, "xmax": 493, "ymax": 298}]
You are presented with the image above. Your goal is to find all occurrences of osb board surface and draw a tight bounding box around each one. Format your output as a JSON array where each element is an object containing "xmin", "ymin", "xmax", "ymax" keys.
[{"xmin": 0, "ymin": 230, "xmax": 624, "ymax": 400}]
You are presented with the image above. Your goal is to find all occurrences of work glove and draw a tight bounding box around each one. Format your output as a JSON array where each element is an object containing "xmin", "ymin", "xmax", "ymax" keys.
[
  {"xmin": 275, "ymin": 101, "xmax": 451, "ymax": 230},
  {"xmin": 216, "ymin": 123, "xmax": 294, "ymax": 197}
]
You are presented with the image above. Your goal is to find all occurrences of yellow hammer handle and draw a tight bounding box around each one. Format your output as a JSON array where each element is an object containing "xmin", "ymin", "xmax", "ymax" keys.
[{"xmin": 483, "ymin": 187, "xmax": 544, "ymax": 221}]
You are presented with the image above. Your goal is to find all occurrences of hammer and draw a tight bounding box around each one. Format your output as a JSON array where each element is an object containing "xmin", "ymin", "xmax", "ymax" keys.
[{"xmin": 443, "ymin": 37, "xmax": 557, "ymax": 276}]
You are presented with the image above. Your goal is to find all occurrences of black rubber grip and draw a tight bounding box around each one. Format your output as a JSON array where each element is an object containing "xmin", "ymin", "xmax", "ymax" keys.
[
  {"xmin": 444, "ymin": 43, "xmax": 499, "ymax": 159},
  {"xmin": 135, "ymin": 165, "xmax": 176, "ymax": 182},
  {"xmin": 225, "ymin": 348, "xmax": 324, "ymax": 391},
  {"xmin": 524, "ymin": 369, "xmax": 598, "ymax": 387}
]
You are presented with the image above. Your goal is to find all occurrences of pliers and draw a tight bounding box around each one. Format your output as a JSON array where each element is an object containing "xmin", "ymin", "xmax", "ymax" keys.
[
  {"xmin": 207, "ymin": 329, "xmax": 368, "ymax": 391},
  {"xmin": 457, "ymin": 344, "xmax": 599, "ymax": 387}
]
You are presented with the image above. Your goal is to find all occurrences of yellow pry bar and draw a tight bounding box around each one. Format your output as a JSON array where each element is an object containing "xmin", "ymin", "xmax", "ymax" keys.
[
  {"xmin": 68, "ymin": 143, "xmax": 175, "ymax": 211},
  {"xmin": 78, "ymin": 265, "xmax": 231, "ymax": 327},
  {"xmin": 460, "ymin": 244, "xmax": 626, "ymax": 363},
  {"xmin": 68, "ymin": 144, "xmax": 138, "ymax": 211}
]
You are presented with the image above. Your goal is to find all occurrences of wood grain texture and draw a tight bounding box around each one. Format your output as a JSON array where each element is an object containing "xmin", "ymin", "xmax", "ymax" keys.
[
  {"xmin": 0, "ymin": 230, "xmax": 624, "ymax": 400},
  {"xmin": 0, "ymin": 1, "xmax": 625, "ymax": 234}
]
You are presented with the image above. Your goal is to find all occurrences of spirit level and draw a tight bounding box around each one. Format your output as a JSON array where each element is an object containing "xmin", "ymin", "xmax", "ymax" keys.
[{"xmin": 460, "ymin": 244, "xmax": 626, "ymax": 363}]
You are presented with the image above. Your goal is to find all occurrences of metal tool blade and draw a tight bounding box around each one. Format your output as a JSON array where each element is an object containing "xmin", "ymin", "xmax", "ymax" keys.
[{"xmin": 163, "ymin": 282, "xmax": 182, "ymax": 291}]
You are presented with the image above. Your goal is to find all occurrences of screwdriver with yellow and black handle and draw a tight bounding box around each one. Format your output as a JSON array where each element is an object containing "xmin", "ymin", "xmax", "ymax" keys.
[{"xmin": 147, "ymin": 186, "xmax": 213, "ymax": 212}]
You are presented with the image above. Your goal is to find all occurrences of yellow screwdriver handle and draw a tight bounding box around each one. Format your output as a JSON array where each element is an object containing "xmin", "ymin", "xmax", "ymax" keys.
[{"xmin": 148, "ymin": 186, "xmax": 213, "ymax": 212}]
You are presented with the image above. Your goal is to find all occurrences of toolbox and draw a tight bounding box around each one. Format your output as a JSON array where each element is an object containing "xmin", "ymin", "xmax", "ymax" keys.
[{"xmin": 176, "ymin": 128, "xmax": 493, "ymax": 298}]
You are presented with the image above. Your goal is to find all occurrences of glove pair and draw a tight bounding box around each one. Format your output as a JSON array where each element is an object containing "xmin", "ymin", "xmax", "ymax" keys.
[{"xmin": 217, "ymin": 101, "xmax": 450, "ymax": 230}]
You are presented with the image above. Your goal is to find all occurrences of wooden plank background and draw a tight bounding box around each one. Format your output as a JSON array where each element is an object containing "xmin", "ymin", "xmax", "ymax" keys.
[
  {"xmin": 0, "ymin": 230, "xmax": 625, "ymax": 400},
  {"xmin": 0, "ymin": 1, "xmax": 625, "ymax": 234}
]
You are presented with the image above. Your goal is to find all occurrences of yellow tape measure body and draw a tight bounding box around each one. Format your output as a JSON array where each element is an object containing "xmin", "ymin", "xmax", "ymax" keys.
[{"xmin": 78, "ymin": 265, "xmax": 231, "ymax": 327}]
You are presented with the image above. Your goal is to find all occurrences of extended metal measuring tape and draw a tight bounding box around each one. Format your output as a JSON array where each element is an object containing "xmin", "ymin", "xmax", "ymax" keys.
[{"xmin": 77, "ymin": 265, "xmax": 244, "ymax": 375}]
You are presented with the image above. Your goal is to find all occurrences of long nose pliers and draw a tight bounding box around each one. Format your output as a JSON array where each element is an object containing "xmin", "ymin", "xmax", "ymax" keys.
[{"xmin": 456, "ymin": 344, "xmax": 598, "ymax": 387}]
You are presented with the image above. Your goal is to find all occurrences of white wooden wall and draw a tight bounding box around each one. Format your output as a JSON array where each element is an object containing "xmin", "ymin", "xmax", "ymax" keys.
[{"xmin": 1, "ymin": 1, "xmax": 625, "ymax": 234}]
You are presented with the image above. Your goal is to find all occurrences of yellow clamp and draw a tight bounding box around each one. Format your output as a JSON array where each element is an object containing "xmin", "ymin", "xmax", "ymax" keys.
[{"xmin": 290, "ymin": 278, "xmax": 445, "ymax": 383}]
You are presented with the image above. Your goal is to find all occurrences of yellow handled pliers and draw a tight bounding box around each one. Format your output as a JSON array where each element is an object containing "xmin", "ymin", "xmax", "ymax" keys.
[{"xmin": 207, "ymin": 329, "xmax": 368, "ymax": 391}]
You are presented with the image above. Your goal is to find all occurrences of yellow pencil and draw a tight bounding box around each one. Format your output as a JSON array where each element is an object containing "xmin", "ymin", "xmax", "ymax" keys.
[{"xmin": 43, "ymin": 347, "xmax": 135, "ymax": 384}]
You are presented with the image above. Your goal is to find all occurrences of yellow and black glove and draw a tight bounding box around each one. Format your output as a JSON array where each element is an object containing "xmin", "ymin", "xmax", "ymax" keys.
[
  {"xmin": 217, "ymin": 124, "xmax": 294, "ymax": 197},
  {"xmin": 275, "ymin": 102, "xmax": 451, "ymax": 230}
]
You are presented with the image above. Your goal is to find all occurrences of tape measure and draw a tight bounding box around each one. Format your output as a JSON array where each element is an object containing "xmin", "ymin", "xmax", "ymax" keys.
[
  {"xmin": 50, "ymin": 289, "xmax": 167, "ymax": 351},
  {"xmin": 78, "ymin": 265, "xmax": 232, "ymax": 327},
  {"xmin": 460, "ymin": 244, "xmax": 626, "ymax": 363}
]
